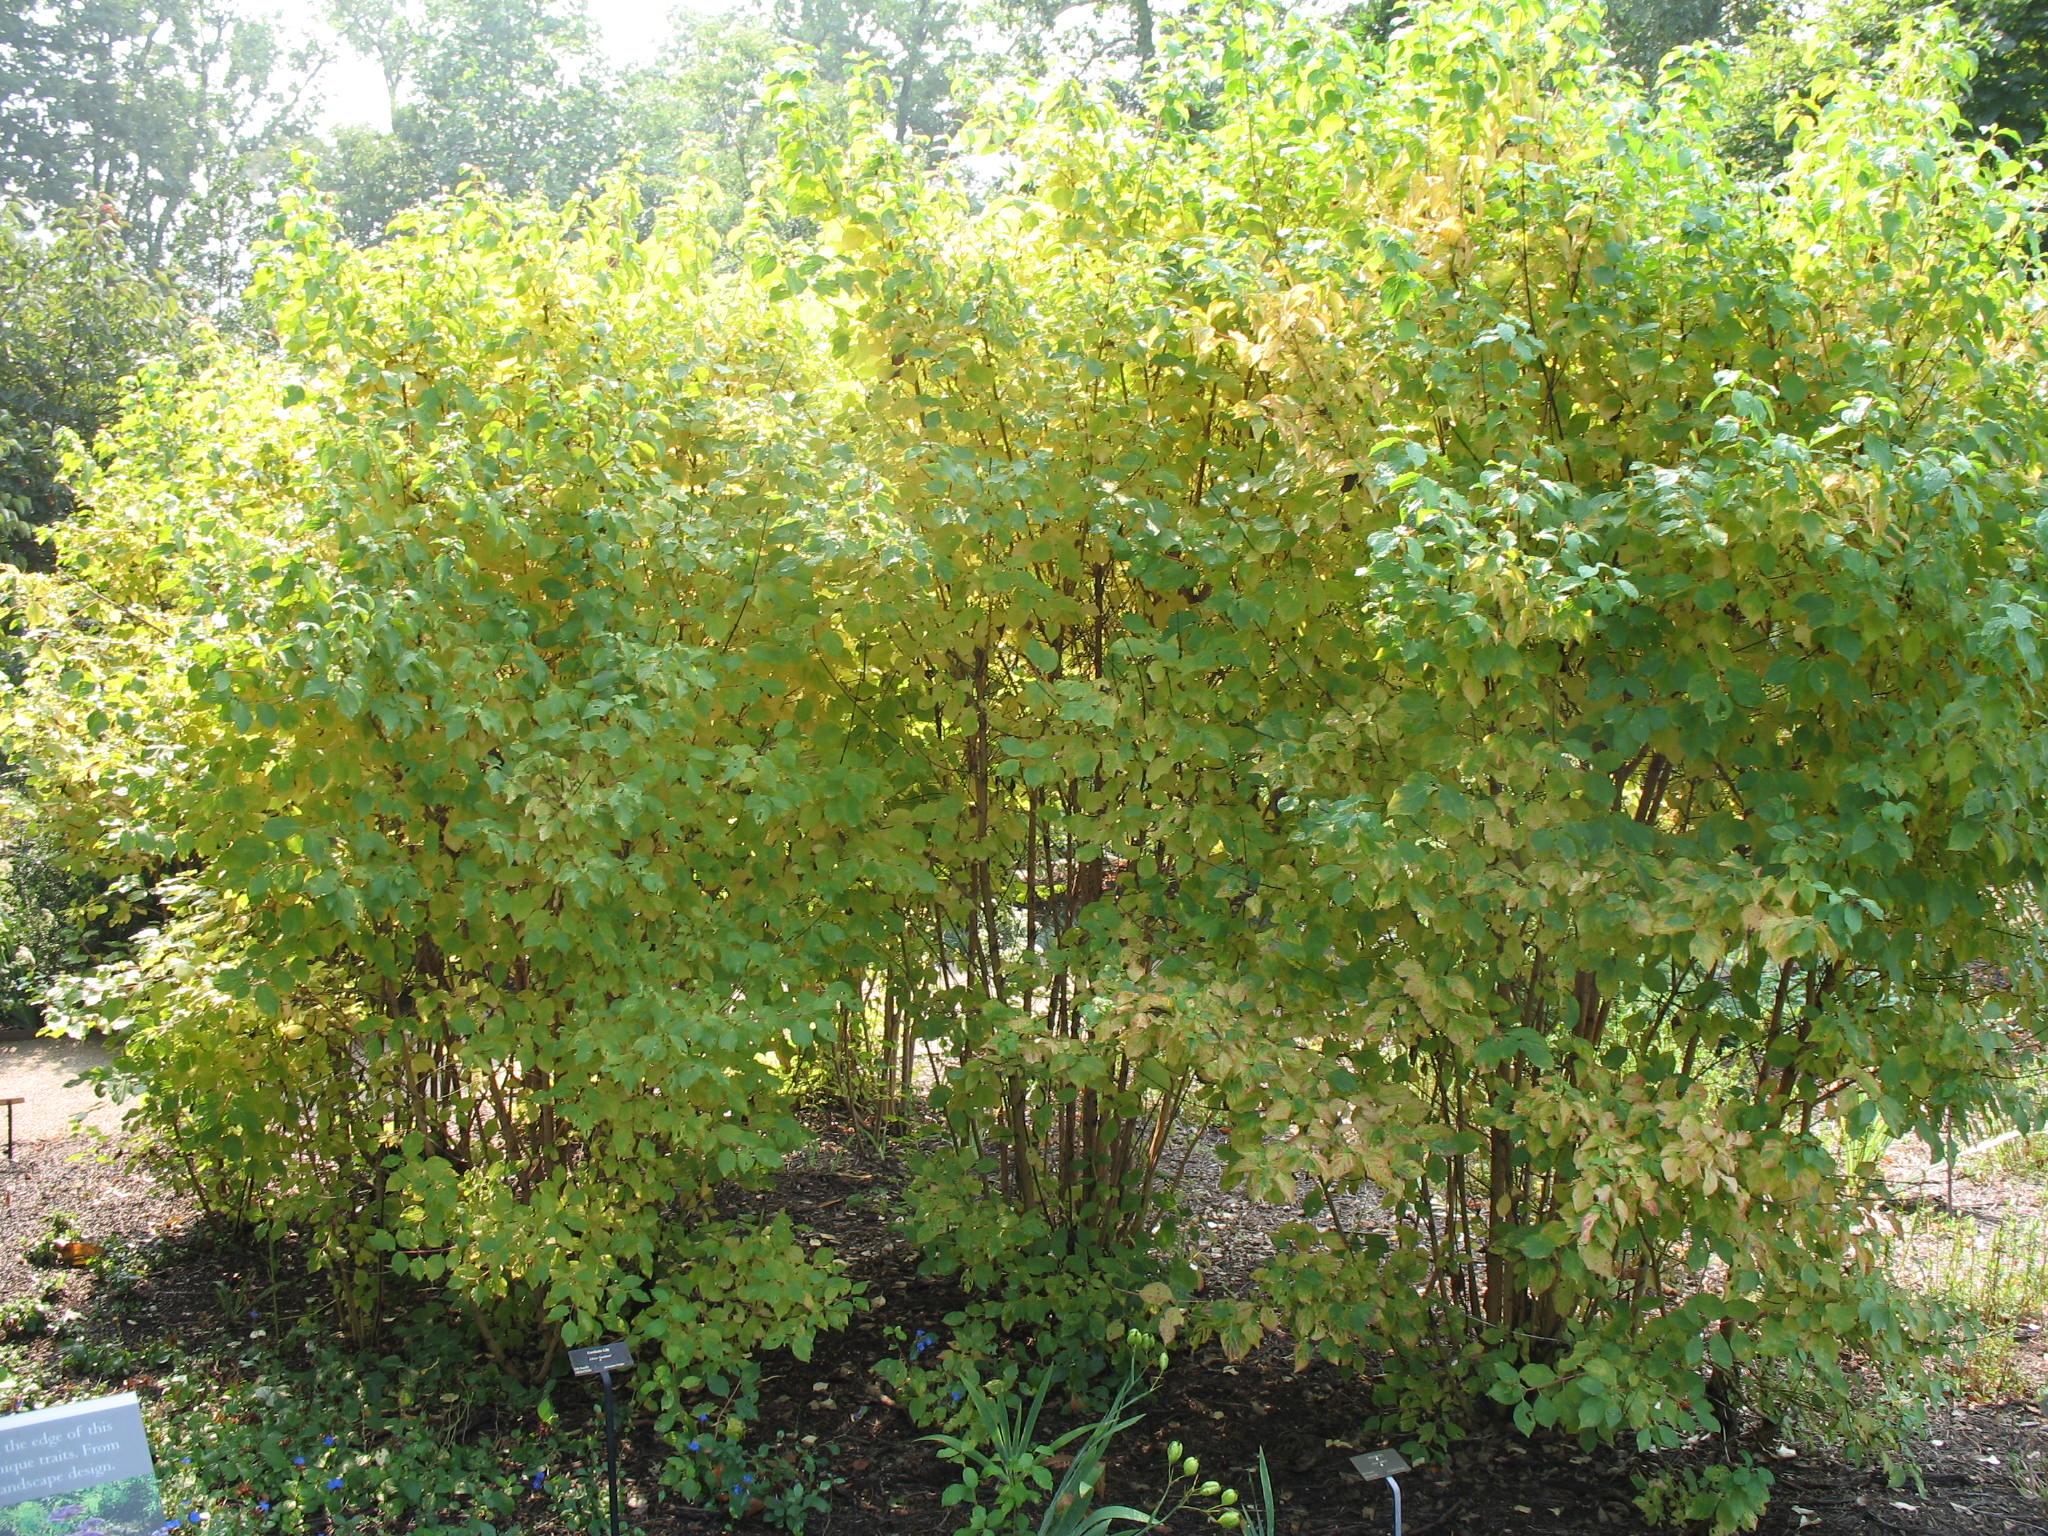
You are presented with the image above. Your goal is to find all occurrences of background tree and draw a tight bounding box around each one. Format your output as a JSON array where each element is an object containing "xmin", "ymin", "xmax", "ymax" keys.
[
  {"xmin": 1603, "ymin": 0, "xmax": 1758, "ymax": 81},
  {"xmin": 775, "ymin": 0, "xmax": 974, "ymax": 141},
  {"xmin": 624, "ymin": 8, "xmax": 784, "ymax": 224},
  {"xmin": 1957, "ymin": 0, "xmax": 2047, "ymax": 139},
  {"xmin": 0, "ymin": 202, "xmax": 184, "ymax": 564},
  {"xmin": 0, "ymin": 0, "xmax": 320, "ymax": 293},
  {"xmin": 986, "ymin": 0, "xmax": 1163, "ymax": 72},
  {"xmin": 318, "ymin": 0, "xmax": 629, "ymax": 242},
  {"xmin": 324, "ymin": 0, "xmax": 418, "ymax": 122},
  {"xmin": 1714, "ymin": 0, "xmax": 2047, "ymax": 172}
]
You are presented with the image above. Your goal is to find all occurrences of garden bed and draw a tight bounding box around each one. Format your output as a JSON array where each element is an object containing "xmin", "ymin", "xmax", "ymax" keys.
[{"xmin": 4, "ymin": 1127, "xmax": 2047, "ymax": 1536}]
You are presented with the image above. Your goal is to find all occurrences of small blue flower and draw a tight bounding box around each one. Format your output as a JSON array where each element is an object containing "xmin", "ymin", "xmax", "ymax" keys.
[
  {"xmin": 326, "ymin": 1478, "xmax": 343, "ymax": 1491},
  {"xmin": 322, "ymin": 1436, "xmax": 336, "ymax": 1447},
  {"xmin": 688, "ymin": 1441, "xmax": 701, "ymax": 1451},
  {"xmin": 257, "ymin": 1503, "xmax": 270, "ymax": 1513},
  {"xmin": 189, "ymin": 1514, "xmax": 207, "ymax": 1525},
  {"xmin": 181, "ymin": 1458, "xmax": 191, "ymax": 1464},
  {"xmin": 950, "ymin": 1390, "xmax": 962, "ymax": 1401},
  {"xmin": 742, "ymin": 1475, "xmax": 753, "ymax": 1485},
  {"xmin": 250, "ymin": 1311, "xmax": 260, "ymax": 1318},
  {"xmin": 292, "ymin": 1457, "xmax": 305, "ymax": 1467}
]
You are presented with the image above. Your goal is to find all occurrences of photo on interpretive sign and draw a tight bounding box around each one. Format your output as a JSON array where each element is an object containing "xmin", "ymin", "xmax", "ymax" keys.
[{"xmin": 0, "ymin": 1394, "xmax": 161, "ymax": 1536}]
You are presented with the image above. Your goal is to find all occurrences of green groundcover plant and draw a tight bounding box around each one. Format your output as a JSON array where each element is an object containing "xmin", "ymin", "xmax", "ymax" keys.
[{"xmin": 7, "ymin": 2, "xmax": 2048, "ymax": 1530}]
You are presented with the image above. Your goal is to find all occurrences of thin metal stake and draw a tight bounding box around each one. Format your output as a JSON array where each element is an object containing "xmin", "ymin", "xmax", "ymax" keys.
[
  {"xmin": 568, "ymin": 1340, "xmax": 633, "ymax": 1536},
  {"xmin": 1349, "ymin": 1448, "xmax": 1410, "ymax": 1535},
  {"xmin": 599, "ymin": 1367, "xmax": 621, "ymax": 1536}
]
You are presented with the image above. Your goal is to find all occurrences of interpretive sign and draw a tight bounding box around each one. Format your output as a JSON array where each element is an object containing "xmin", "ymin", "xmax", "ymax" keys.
[{"xmin": 0, "ymin": 1393, "xmax": 160, "ymax": 1536}]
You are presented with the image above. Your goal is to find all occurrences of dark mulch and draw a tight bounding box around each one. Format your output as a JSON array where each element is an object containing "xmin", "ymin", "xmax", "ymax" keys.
[
  {"xmin": 4, "ymin": 1131, "xmax": 2048, "ymax": 1535},
  {"xmin": 616, "ymin": 1180, "xmax": 2048, "ymax": 1536},
  {"xmin": 0, "ymin": 1133, "xmax": 186, "ymax": 1321}
]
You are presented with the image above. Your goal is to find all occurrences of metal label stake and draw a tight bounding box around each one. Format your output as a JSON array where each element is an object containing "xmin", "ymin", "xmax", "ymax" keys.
[
  {"xmin": 569, "ymin": 1340, "xmax": 634, "ymax": 1536},
  {"xmin": 1349, "ymin": 1448, "xmax": 1410, "ymax": 1536}
]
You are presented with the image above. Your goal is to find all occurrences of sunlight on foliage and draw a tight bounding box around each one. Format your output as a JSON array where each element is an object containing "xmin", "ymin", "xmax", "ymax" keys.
[
  {"xmin": 5, "ymin": 2, "xmax": 2048, "ymax": 1528},
  {"xmin": 1892, "ymin": 1208, "xmax": 2048, "ymax": 1401}
]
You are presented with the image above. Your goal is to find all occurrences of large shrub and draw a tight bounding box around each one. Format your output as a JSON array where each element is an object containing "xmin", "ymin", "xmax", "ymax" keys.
[
  {"xmin": 7, "ymin": 192, "xmax": 866, "ymax": 1485},
  {"xmin": 7, "ymin": 0, "xmax": 2046, "ymax": 1521}
]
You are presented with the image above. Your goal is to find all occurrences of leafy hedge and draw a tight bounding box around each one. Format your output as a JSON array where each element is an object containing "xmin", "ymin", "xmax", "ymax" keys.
[{"xmin": 8, "ymin": 1, "xmax": 2048, "ymax": 1526}]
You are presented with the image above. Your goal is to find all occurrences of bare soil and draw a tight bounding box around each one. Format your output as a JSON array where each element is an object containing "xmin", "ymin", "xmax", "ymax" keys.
[{"xmin": 3, "ymin": 1120, "xmax": 2048, "ymax": 1536}]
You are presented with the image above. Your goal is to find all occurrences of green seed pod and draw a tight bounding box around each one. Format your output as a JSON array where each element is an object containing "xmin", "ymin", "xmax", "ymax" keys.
[
  {"xmin": 1198, "ymin": 1481, "xmax": 1221, "ymax": 1496},
  {"xmin": 1217, "ymin": 1513, "xmax": 1241, "ymax": 1530},
  {"xmin": 1220, "ymin": 1489, "xmax": 1239, "ymax": 1507},
  {"xmin": 1182, "ymin": 1457, "xmax": 1200, "ymax": 1477},
  {"xmin": 1167, "ymin": 1442, "xmax": 1183, "ymax": 1463}
]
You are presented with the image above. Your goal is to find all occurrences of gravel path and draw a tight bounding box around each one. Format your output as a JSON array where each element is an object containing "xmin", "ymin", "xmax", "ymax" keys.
[
  {"xmin": 0, "ymin": 1035, "xmax": 120, "ymax": 1148},
  {"xmin": 0, "ymin": 1133, "xmax": 183, "ymax": 1318}
]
